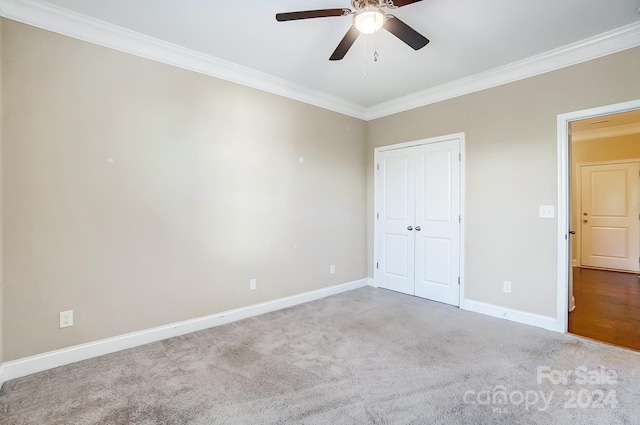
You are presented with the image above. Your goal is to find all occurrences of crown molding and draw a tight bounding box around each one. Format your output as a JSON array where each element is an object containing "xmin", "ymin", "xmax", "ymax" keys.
[
  {"xmin": 0, "ymin": 0, "xmax": 638, "ymax": 121},
  {"xmin": 366, "ymin": 21, "xmax": 640, "ymax": 120},
  {"xmin": 572, "ymin": 122, "xmax": 640, "ymax": 142},
  {"xmin": 0, "ymin": 0, "xmax": 368, "ymax": 120}
]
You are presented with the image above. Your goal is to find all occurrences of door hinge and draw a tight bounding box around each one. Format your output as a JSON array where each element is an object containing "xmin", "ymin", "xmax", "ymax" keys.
[
  {"xmin": 458, "ymin": 276, "xmax": 460, "ymax": 285},
  {"xmin": 376, "ymin": 262, "xmax": 379, "ymax": 269},
  {"xmin": 376, "ymin": 212, "xmax": 379, "ymax": 219},
  {"xmin": 459, "ymin": 215, "xmax": 462, "ymax": 223},
  {"xmin": 459, "ymin": 153, "xmax": 461, "ymax": 161},
  {"xmin": 377, "ymin": 163, "xmax": 380, "ymax": 170}
]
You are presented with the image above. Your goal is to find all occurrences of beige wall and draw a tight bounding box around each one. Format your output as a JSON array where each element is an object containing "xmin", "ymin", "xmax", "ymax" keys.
[
  {"xmin": 2, "ymin": 16, "xmax": 640, "ymax": 362},
  {"xmin": 572, "ymin": 133, "xmax": 640, "ymax": 164},
  {"xmin": 571, "ymin": 132, "xmax": 640, "ymax": 262},
  {"xmin": 367, "ymin": 46, "xmax": 640, "ymax": 317},
  {"xmin": 1, "ymin": 20, "xmax": 367, "ymax": 361}
]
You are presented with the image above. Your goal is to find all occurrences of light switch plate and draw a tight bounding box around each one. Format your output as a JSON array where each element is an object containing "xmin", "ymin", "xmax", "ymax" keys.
[{"xmin": 539, "ymin": 205, "xmax": 555, "ymax": 218}]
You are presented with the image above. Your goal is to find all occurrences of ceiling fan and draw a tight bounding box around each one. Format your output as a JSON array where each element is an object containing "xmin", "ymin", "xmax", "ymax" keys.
[{"xmin": 276, "ymin": 0, "xmax": 429, "ymax": 61}]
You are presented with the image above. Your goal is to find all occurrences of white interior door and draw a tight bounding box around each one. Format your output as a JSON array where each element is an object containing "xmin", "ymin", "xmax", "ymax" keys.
[
  {"xmin": 375, "ymin": 137, "xmax": 461, "ymax": 306},
  {"xmin": 376, "ymin": 149, "xmax": 415, "ymax": 295},
  {"xmin": 580, "ymin": 162, "xmax": 640, "ymax": 272},
  {"xmin": 414, "ymin": 141, "xmax": 461, "ymax": 305}
]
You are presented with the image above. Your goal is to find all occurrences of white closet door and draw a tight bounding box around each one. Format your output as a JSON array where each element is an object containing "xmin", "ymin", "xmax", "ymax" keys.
[
  {"xmin": 413, "ymin": 140, "xmax": 460, "ymax": 306},
  {"xmin": 375, "ymin": 137, "xmax": 461, "ymax": 306},
  {"xmin": 376, "ymin": 149, "xmax": 415, "ymax": 295}
]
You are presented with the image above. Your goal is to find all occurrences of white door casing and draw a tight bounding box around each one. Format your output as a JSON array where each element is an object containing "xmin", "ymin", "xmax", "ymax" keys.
[
  {"xmin": 374, "ymin": 135, "xmax": 463, "ymax": 306},
  {"xmin": 580, "ymin": 162, "xmax": 640, "ymax": 272},
  {"xmin": 557, "ymin": 99, "xmax": 640, "ymax": 334}
]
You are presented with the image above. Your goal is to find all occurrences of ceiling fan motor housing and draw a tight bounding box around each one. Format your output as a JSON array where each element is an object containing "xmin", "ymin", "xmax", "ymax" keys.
[{"xmin": 351, "ymin": 0, "xmax": 388, "ymax": 9}]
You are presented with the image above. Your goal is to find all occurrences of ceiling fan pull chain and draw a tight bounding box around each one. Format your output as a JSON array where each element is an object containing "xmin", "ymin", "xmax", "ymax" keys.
[
  {"xmin": 374, "ymin": 34, "xmax": 379, "ymax": 62},
  {"xmin": 363, "ymin": 34, "xmax": 368, "ymax": 77}
]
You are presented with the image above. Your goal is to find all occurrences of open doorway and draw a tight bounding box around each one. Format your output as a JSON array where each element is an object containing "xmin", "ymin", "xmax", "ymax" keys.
[{"xmin": 567, "ymin": 109, "xmax": 640, "ymax": 351}]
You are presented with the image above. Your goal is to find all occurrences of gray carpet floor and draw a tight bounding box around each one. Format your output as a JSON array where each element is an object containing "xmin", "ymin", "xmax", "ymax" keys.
[{"xmin": 1, "ymin": 287, "xmax": 639, "ymax": 424}]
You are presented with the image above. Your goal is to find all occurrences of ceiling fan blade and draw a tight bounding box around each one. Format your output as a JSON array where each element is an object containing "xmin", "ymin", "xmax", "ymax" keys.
[
  {"xmin": 383, "ymin": 16, "xmax": 429, "ymax": 50},
  {"xmin": 388, "ymin": 0, "xmax": 423, "ymax": 7},
  {"xmin": 329, "ymin": 26, "xmax": 360, "ymax": 61},
  {"xmin": 276, "ymin": 9, "xmax": 349, "ymax": 22}
]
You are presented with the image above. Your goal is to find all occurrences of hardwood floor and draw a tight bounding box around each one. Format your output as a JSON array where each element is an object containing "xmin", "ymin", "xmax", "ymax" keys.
[{"xmin": 569, "ymin": 267, "xmax": 640, "ymax": 351}]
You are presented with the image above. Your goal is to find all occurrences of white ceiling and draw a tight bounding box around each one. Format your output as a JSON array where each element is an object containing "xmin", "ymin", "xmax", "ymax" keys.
[{"xmin": 13, "ymin": 0, "xmax": 640, "ymax": 110}]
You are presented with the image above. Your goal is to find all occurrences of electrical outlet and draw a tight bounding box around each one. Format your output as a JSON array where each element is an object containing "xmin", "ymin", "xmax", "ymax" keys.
[
  {"xmin": 330, "ymin": 265, "xmax": 336, "ymax": 274},
  {"xmin": 503, "ymin": 281, "xmax": 512, "ymax": 294},
  {"xmin": 249, "ymin": 279, "xmax": 257, "ymax": 291},
  {"xmin": 60, "ymin": 310, "xmax": 73, "ymax": 328}
]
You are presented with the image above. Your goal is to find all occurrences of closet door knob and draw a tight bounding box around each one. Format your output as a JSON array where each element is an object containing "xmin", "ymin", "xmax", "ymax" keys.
[
  {"xmin": 407, "ymin": 226, "xmax": 413, "ymax": 231},
  {"xmin": 415, "ymin": 226, "xmax": 421, "ymax": 231}
]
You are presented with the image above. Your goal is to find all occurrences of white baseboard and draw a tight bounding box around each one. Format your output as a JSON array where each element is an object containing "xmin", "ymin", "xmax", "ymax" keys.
[
  {"xmin": 462, "ymin": 299, "xmax": 560, "ymax": 332},
  {"xmin": 367, "ymin": 277, "xmax": 376, "ymax": 287},
  {"xmin": 0, "ymin": 278, "xmax": 368, "ymax": 387}
]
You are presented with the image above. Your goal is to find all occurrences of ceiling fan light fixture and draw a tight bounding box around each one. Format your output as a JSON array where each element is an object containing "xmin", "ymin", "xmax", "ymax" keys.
[{"xmin": 354, "ymin": 7, "xmax": 386, "ymax": 34}]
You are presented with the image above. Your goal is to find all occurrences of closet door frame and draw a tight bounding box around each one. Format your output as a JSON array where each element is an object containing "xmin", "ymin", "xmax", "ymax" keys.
[{"xmin": 373, "ymin": 133, "xmax": 466, "ymax": 307}]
